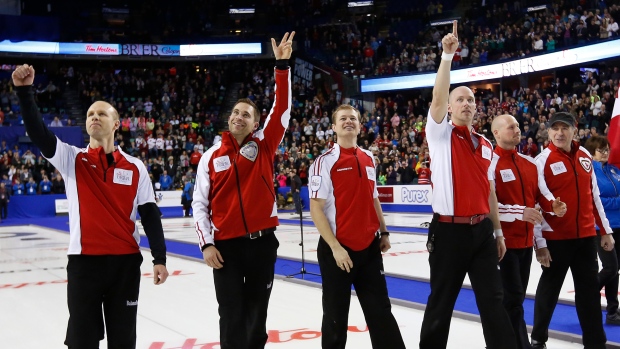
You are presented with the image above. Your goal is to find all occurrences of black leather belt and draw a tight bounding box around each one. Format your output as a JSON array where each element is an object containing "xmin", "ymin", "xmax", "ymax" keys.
[{"xmin": 245, "ymin": 227, "xmax": 275, "ymax": 239}]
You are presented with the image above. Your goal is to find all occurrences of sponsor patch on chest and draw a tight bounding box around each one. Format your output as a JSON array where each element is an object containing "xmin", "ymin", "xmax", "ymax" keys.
[
  {"xmin": 240, "ymin": 141, "xmax": 259, "ymax": 162},
  {"xmin": 366, "ymin": 166, "xmax": 376, "ymax": 181},
  {"xmin": 481, "ymin": 145, "xmax": 492, "ymax": 160},
  {"xmin": 499, "ymin": 169, "xmax": 516, "ymax": 182},
  {"xmin": 213, "ymin": 155, "xmax": 231, "ymax": 172},
  {"xmin": 550, "ymin": 161, "xmax": 567, "ymax": 176},
  {"xmin": 113, "ymin": 169, "xmax": 133, "ymax": 185}
]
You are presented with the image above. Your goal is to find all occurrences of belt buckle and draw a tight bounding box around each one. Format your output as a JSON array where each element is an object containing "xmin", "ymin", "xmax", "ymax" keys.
[
  {"xmin": 470, "ymin": 215, "xmax": 478, "ymax": 225},
  {"xmin": 249, "ymin": 231, "xmax": 261, "ymax": 239}
]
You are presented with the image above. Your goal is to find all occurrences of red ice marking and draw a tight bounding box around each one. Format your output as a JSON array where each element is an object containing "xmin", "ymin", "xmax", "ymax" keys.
[
  {"xmin": 382, "ymin": 250, "xmax": 428, "ymax": 257},
  {"xmin": 148, "ymin": 326, "xmax": 369, "ymax": 348},
  {"xmin": 2, "ymin": 270, "xmax": 190, "ymax": 289}
]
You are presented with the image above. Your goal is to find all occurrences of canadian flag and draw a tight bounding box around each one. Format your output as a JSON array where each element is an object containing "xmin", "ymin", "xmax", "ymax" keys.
[{"xmin": 609, "ymin": 84, "xmax": 620, "ymax": 167}]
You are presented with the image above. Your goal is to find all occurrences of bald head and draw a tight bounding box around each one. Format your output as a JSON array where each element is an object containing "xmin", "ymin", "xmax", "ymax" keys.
[
  {"xmin": 492, "ymin": 114, "xmax": 521, "ymax": 149},
  {"xmin": 88, "ymin": 101, "xmax": 119, "ymax": 121},
  {"xmin": 448, "ymin": 86, "xmax": 474, "ymax": 104},
  {"xmin": 491, "ymin": 114, "xmax": 514, "ymax": 133}
]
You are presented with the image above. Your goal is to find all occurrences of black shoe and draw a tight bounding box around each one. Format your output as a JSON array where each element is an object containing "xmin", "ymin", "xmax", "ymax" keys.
[
  {"xmin": 531, "ymin": 340, "xmax": 546, "ymax": 349},
  {"xmin": 607, "ymin": 312, "xmax": 620, "ymax": 325}
]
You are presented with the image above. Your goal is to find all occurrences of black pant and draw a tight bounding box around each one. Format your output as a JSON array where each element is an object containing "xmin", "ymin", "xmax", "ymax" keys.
[
  {"xmin": 65, "ymin": 253, "xmax": 143, "ymax": 349},
  {"xmin": 292, "ymin": 191, "xmax": 301, "ymax": 213},
  {"xmin": 500, "ymin": 248, "xmax": 533, "ymax": 349},
  {"xmin": 213, "ymin": 233, "xmax": 279, "ymax": 349},
  {"xmin": 597, "ymin": 229, "xmax": 620, "ymax": 315},
  {"xmin": 420, "ymin": 216, "xmax": 516, "ymax": 349},
  {"xmin": 184, "ymin": 200, "xmax": 193, "ymax": 217},
  {"xmin": 532, "ymin": 237, "xmax": 606, "ymax": 348},
  {"xmin": 317, "ymin": 236, "xmax": 405, "ymax": 349},
  {"xmin": 0, "ymin": 200, "xmax": 7, "ymax": 219}
]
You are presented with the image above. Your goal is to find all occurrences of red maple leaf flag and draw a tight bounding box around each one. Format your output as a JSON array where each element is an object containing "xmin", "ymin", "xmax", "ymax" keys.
[{"xmin": 609, "ymin": 83, "xmax": 620, "ymax": 167}]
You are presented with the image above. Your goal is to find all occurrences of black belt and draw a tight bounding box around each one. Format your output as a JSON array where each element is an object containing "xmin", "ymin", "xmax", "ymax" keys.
[{"xmin": 245, "ymin": 227, "xmax": 275, "ymax": 239}]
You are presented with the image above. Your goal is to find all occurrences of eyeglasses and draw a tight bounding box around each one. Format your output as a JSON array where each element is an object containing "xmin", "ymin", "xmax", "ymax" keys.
[{"xmin": 596, "ymin": 148, "xmax": 610, "ymax": 154}]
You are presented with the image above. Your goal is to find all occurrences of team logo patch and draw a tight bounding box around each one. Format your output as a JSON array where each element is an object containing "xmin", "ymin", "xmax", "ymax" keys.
[
  {"xmin": 579, "ymin": 157, "xmax": 592, "ymax": 172},
  {"xmin": 310, "ymin": 175, "xmax": 322, "ymax": 192},
  {"xmin": 240, "ymin": 141, "xmax": 259, "ymax": 162}
]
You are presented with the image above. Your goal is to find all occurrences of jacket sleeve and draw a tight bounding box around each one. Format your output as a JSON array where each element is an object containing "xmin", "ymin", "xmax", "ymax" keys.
[
  {"xmin": 497, "ymin": 203, "xmax": 527, "ymax": 222},
  {"xmin": 15, "ymin": 86, "xmax": 57, "ymax": 158},
  {"xmin": 591, "ymin": 167, "xmax": 614, "ymax": 235},
  {"xmin": 254, "ymin": 60, "xmax": 292, "ymax": 155},
  {"xmin": 192, "ymin": 151, "xmax": 214, "ymax": 249},
  {"xmin": 533, "ymin": 221, "xmax": 547, "ymax": 249}
]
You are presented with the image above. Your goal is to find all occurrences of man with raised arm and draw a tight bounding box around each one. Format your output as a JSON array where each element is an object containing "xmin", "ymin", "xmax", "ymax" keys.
[
  {"xmin": 192, "ymin": 31, "xmax": 295, "ymax": 349},
  {"xmin": 13, "ymin": 64, "xmax": 168, "ymax": 349},
  {"xmin": 419, "ymin": 21, "xmax": 517, "ymax": 349}
]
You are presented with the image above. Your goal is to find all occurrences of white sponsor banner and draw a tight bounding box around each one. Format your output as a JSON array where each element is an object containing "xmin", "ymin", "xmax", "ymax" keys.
[
  {"xmin": 55, "ymin": 199, "xmax": 69, "ymax": 214},
  {"xmin": 361, "ymin": 39, "xmax": 620, "ymax": 92},
  {"xmin": 382, "ymin": 185, "xmax": 433, "ymax": 205},
  {"xmin": 155, "ymin": 190, "xmax": 183, "ymax": 207},
  {"xmin": 180, "ymin": 43, "xmax": 261, "ymax": 56}
]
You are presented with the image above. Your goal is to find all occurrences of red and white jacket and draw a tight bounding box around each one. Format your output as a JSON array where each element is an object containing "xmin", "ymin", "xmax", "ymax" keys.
[
  {"xmin": 489, "ymin": 146, "xmax": 555, "ymax": 249},
  {"xmin": 50, "ymin": 142, "xmax": 155, "ymax": 255},
  {"xmin": 309, "ymin": 145, "xmax": 379, "ymax": 251},
  {"xmin": 426, "ymin": 112, "xmax": 494, "ymax": 216},
  {"xmin": 193, "ymin": 67, "xmax": 291, "ymax": 247},
  {"xmin": 534, "ymin": 141, "xmax": 612, "ymax": 248}
]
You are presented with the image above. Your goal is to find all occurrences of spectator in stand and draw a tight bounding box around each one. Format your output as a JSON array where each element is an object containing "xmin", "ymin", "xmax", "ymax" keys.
[
  {"xmin": 52, "ymin": 173, "xmax": 65, "ymax": 194},
  {"xmin": 40, "ymin": 175, "xmax": 51, "ymax": 194},
  {"xmin": 0, "ymin": 181, "xmax": 8, "ymax": 220},
  {"xmin": 522, "ymin": 137, "xmax": 538, "ymax": 157},
  {"xmin": 25, "ymin": 177, "xmax": 37, "ymax": 195},
  {"xmin": 417, "ymin": 161, "xmax": 431, "ymax": 184},
  {"xmin": 159, "ymin": 170, "xmax": 172, "ymax": 191},
  {"xmin": 12, "ymin": 178, "xmax": 24, "ymax": 195},
  {"xmin": 50, "ymin": 116, "xmax": 63, "ymax": 127}
]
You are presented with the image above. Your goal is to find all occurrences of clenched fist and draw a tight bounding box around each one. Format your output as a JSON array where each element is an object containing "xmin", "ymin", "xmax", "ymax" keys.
[{"xmin": 12, "ymin": 64, "xmax": 35, "ymax": 87}]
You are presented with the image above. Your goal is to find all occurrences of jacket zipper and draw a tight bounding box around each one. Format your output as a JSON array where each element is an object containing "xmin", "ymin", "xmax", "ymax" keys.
[
  {"xmin": 228, "ymin": 134, "xmax": 250, "ymax": 234},
  {"xmin": 232, "ymin": 157, "xmax": 250, "ymax": 234},
  {"xmin": 353, "ymin": 149, "xmax": 362, "ymax": 177},
  {"xmin": 100, "ymin": 157, "xmax": 108, "ymax": 182},
  {"xmin": 512, "ymin": 154, "xmax": 529, "ymax": 247},
  {"xmin": 566, "ymin": 157, "xmax": 580, "ymax": 238}
]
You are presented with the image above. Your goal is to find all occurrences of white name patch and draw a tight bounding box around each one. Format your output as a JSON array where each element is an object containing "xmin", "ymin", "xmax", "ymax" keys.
[
  {"xmin": 500, "ymin": 169, "xmax": 516, "ymax": 182},
  {"xmin": 366, "ymin": 166, "xmax": 376, "ymax": 181},
  {"xmin": 310, "ymin": 175, "xmax": 322, "ymax": 192},
  {"xmin": 213, "ymin": 156, "xmax": 231, "ymax": 173},
  {"xmin": 113, "ymin": 169, "xmax": 133, "ymax": 185},
  {"xmin": 481, "ymin": 146, "xmax": 492, "ymax": 160},
  {"xmin": 550, "ymin": 161, "xmax": 567, "ymax": 176}
]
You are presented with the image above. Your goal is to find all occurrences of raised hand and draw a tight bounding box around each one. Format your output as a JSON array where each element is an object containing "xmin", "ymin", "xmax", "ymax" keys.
[
  {"xmin": 271, "ymin": 31, "xmax": 296, "ymax": 60},
  {"xmin": 441, "ymin": 20, "xmax": 459, "ymax": 55},
  {"xmin": 12, "ymin": 64, "xmax": 35, "ymax": 86}
]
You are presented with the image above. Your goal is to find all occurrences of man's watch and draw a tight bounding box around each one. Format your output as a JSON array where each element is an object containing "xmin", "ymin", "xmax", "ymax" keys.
[
  {"xmin": 380, "ymin": 231, "xmax": 390, "ymax": 237},
  {"xmin": 201, "ymin": 243, "xmax": 214, "ymax": 252}
]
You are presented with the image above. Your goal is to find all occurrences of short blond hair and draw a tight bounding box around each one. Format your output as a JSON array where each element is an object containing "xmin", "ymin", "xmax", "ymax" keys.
[{"xmin": 331, "ymin": 105, "xmax": 360, "ymax": 124}]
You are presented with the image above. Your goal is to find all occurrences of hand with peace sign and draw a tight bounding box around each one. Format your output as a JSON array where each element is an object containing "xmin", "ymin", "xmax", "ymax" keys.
[
  {"xmin": 271, "ymin": 31, "xmax": 296, "ymax": 60},
  {"xmin": 442, "ymin": 20, "xmax": 459, "ymax": 55}
]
